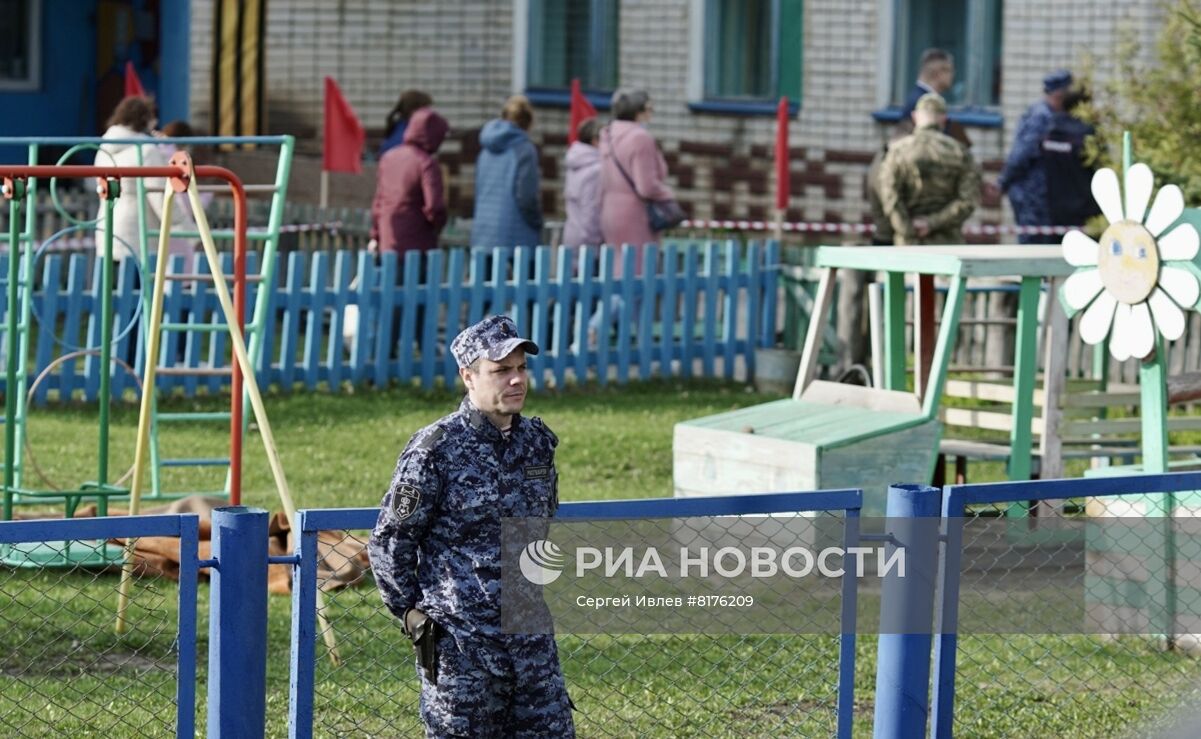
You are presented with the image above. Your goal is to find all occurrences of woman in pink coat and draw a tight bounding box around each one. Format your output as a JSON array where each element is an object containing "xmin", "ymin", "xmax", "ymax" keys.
[{"xmin": 599, "ymin": 89, "xmax": 674, "ymax": 268}]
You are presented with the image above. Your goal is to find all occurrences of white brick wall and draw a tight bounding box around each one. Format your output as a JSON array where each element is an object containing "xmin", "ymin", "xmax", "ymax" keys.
[
  {"xmin": 187, "ymin": 0, "xmax": 1161, "ymax": 229},
  {"xmin": 192, "ymin": 0, "xmax": 513, "ymax": 141}
]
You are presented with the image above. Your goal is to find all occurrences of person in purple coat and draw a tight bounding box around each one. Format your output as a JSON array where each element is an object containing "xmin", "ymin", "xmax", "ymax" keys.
[{"xmin": 562, "ymin": 118, "xmax": 603, "ymax": 247}]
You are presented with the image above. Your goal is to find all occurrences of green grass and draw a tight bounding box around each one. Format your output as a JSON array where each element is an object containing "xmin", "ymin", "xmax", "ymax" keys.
[
  {"xmin": 3, "ymin": 379, "xmax": 1201, "ymax": 737},
  {"xmin": 15, "ymin": 378, "xmax": 769, "ymax": 511}
]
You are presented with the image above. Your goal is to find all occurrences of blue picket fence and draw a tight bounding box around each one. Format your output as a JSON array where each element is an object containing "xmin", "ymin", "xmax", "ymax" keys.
[{"xmin": 0, "ymin": 242, "xmax": 780, "ymax": 403}]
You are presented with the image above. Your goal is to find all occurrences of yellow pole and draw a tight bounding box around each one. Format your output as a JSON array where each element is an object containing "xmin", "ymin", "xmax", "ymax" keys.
[
  {"xmin": 184, "ymin": 175, "xmax": 341, "ymax": 664},
  {"xmin": 116, "ymin": 183, "xmax": 176, "ymax": 634}
]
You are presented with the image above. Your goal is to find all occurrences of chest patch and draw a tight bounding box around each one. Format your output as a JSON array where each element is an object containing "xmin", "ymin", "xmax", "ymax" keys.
[
  {"xmin": 390, "ymin": 483, "xmax": 422, "ymax": 520},
  {"xmin": 524, "ymin": 465, "xmax": 551, "ymax": 480}
]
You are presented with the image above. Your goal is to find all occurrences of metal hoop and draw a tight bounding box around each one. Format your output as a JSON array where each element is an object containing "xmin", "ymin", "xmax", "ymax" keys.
[
  {"xmin": 22, "ymin": 349, "xmax": 144, "ymax": 492},
  {"xmin": 23, "ymin": 223, "xmax": 146, "ymax": 351},
  {"xmin": 48, "ymin": 143, "xmax": 119, "ymax": 227}
]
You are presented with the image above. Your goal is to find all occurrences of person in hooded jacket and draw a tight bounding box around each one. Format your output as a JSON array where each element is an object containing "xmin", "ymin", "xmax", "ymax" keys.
[
  {"xmin": 470, "ymin": 96, "xmax": 543, "ymax": 248},
  {"xmin": 366, "ymin": 107, "xmax": 450, "ymax": 359},
  {"xmin": 562, "ymin": 118, "xmax": 603, "ymax": 248},
  {"xmin": 370, "ymin": 107, "xmax": 450, "ymax": 255},
  {"xmin": 93, "ymin": 96, "xmax": 195, "ymax": 264}
]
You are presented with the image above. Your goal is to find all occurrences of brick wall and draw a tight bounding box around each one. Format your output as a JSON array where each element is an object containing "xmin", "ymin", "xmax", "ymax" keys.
[{"xmin": 189, "ymin": 0, "xmax": 1161, "ymax": 240}]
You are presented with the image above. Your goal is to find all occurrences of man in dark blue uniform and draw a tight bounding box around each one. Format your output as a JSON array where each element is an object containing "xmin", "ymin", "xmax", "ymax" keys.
[
  {"xmin": 369, "ymin": 314, "xmax": 575, "ymax": 738},
  {"xmin": 999, "ymin": 70, "xmax": 1074, "ymax": 244}
]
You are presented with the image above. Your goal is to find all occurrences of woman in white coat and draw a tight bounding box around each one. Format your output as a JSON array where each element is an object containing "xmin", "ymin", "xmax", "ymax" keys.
[{"xmin": 92, "ymin": 96, "xmax": 196, "ymax": 265}]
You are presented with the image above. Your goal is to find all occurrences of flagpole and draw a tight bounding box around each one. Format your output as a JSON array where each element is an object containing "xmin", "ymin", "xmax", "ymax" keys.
[
  {"xmin": 320, "ymin": 170, "xmax": 330, "ymax": 208},
  {"xmin": 774, "ymin": 97, "xmax": 790, "ymax": 244}
]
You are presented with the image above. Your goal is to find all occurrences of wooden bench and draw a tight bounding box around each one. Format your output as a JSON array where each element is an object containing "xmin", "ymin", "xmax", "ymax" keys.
[{"xmin": 937, "ymin": 375, "xmax": 1201, "ymax": 485}]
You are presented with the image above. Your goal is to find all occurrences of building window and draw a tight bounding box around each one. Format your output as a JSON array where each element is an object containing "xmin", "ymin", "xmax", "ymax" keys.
[
  {"xmin": 703, "ymin": 0, "xmax": 802, "ymax": 102},
  {"xmin": 526, "ymin": 0, "xmax": 619, "ymax": 91},
  {"xmin": 891, "ymin": 0, "xmax": 1002, "ymax": 108},
  {"xmin": 0, "ymin": 0, "xmax": 40, "ymax": 91}
]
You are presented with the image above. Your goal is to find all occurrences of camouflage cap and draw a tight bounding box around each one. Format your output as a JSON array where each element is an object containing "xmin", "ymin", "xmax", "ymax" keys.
[
  {"xmin": 450, "ymin": 315, "xmax": 539, "ymax": 369},
  {"xmin": 1043, "ymin": 69, "xmax": 1072, "ymax": 93},
  {"xmin": 914, "ymin": 92, "xmax": 947, "ymax": 115}
]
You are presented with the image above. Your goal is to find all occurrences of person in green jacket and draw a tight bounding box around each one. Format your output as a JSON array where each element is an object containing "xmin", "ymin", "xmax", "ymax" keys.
[{"xmin": 878, "ymin": 93, "xmax": 981, "ymax": 245}]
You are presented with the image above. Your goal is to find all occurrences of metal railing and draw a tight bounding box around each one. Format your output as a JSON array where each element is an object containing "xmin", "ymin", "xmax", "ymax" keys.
[
  {"xmin": 288, "ymin": 491, "xmax": 865, "ymax": 738},
  {"xmin": 0, "ymin": 514, "xmax": 200, "ymax": 736},
  {"xmin": 930, "ymin": 472, "xmax": 1201, "ymax": 738}
]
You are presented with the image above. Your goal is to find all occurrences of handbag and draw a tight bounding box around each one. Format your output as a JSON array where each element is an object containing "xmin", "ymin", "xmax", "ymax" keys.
[
  {"xmin": 645, "ymin": 198, "xmax": 687, "ymax": 231},
  {"xmin": 607, "ymin": 127, "xmax": 686, "ymax": 231}
]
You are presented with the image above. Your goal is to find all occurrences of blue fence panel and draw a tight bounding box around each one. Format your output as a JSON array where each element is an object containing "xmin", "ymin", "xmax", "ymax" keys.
[
  {"xmin": 0, "ymin": 243, "xmax": 781, "ymax": 403},
  {"xmin": 288, "ymin": 489, "xmax": 864, "ymax": 738},
  {"xmin": 0, "ymin": 513, "xmax": 201, "ymax": 735},
  {"xmin": 931, "ymin": 471, "xmax": 1201, "ymax": 739}
]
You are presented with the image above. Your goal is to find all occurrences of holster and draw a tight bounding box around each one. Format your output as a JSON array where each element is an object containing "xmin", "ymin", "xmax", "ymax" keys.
[{"xmin": 410, "ymin": 613, "xmax": 438, "ymax": 683}]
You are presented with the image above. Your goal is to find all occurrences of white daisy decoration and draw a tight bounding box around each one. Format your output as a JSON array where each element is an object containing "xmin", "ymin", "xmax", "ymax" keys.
[{"xmin": 1061, "ymin": 163, "xmax": 1201, "ymax": 361}]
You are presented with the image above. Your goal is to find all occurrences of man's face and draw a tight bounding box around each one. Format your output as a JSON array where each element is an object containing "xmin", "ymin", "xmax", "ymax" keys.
[
  {"xmin": 462, "ymin": 349, "xmax": 528, "ymax": 417},
  {"xmin": 1047, "ymin": 88, "xmax": 1068, "ymax": 112},
  {"xmin": 934, "ymin": 62, "xmax": 955, "ymax": 93}
]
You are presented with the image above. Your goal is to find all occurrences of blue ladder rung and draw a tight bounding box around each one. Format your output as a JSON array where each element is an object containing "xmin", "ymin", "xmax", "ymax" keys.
[{"xmin": 161, "ymin": 457, "xmax": 230, "ymax": 468}]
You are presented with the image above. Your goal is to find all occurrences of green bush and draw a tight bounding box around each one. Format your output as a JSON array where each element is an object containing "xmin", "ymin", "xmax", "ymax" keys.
[{"xmin": 1081, "ymin": 0, "xmax": 1201, "ymax": 199}]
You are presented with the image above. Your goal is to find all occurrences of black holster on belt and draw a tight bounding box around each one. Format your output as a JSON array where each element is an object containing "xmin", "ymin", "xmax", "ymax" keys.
[{"xmin": 410, "ymin": 613, "xmax": 438, "ymax": 683}]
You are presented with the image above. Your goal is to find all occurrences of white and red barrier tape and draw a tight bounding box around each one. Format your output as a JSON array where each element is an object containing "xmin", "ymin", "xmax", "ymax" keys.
[
  {"xmin": 252, "ymin": 220, "xmax": 346, "ymax": 235},
  {"xmin": 678, "ymin": 219, "xmax": 1074, "ymax": 236}
]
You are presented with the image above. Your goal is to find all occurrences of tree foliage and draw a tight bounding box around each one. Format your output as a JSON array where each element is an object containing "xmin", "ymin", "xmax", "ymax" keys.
[{"xmin": 1081, "ymin": 1, "xmax": 1201, "ymax": 201}]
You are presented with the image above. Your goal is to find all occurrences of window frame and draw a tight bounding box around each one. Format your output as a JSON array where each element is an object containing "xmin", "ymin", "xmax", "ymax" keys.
[
  {"xmin": 515, "ymin": 0, "xmax": 619, "ymax": 108},
  {"xmin": 687, "ymin": 0, "xmax": 802, "ymax": 117},
  {"xmin": 872, "ymin": 0, "xmax": 1003, "ymax": 126},
  {"xmin": 0, "ymin": 0, "xmax": 42, "ymax": 92}
]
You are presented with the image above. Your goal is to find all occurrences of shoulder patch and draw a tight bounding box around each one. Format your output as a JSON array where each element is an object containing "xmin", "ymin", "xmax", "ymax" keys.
[
  {"xmin": 390, "ymin": 483, "xmax": 422, "ymax": 520},
  {"xmin": 412, "ymin": 425, "xmax": 447, "ymax": 452}
]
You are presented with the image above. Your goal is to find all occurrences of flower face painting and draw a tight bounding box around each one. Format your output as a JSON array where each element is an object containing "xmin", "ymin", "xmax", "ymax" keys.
[{"xmin": 1061, "ymin": 163, "xmax": 1201, "ymax": 361}]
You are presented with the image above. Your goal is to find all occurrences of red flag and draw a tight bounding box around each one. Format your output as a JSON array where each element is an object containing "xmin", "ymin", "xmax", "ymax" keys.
[
  {"xmin": 124, "ymin": 61, "xmax": 146, "ymax": 99},
  {"xmin": 323, "ymin": 76, "xmax": 365, "ymax": 173},
  {"xmin": 568, "ymin": 78, "xmax": 598, "ymax": 145},
  {"xmin": 775, "ymin": 97, "xmax": 790, "ymax": 210}
]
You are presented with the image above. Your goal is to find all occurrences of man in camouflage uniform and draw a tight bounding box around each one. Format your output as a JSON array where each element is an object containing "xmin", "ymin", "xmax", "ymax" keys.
[
  {"xmin": 368, "ymin": 315, "xmax": 575, "ymax": 738},
  {"xmin": 998, "ymin": 70, "xmax": 1073, "ymax": 244},
  {"xmin": 878, "ymin": 93, "xmax": 981, "ymax": 245}
]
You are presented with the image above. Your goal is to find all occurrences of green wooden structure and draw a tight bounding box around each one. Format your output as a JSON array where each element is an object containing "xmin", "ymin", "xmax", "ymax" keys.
[
  {"xmin": 1068, "ymin": 135, "xmax": 1201, "ymax": 646},
  {"xmin": 674, "ymin": 245, "xmax": 1074, "ymax": 516}
]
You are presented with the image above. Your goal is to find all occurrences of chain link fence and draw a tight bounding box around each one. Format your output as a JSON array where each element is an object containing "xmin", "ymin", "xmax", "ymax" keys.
[
  {"xmin": 942, "ymin": 489, "xmax": 1201, "ymax": 737},
  {"xmin": 301, "ymin": 507, "xmax": 863, "ymax": 738},
  {"xmin": 0, "ymin": 537, "xmax": 190, "ymax": 737},
  {"xmin": 16, "ymin": 487, "xmax": 1201, "ymax": 736}
]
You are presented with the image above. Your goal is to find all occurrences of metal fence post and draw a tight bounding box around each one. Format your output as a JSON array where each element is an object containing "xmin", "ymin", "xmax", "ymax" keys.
[
  {"xmin": 873, "ymin": 484, "xmax": 941, "ymax": 739},
  {"xmin": 207, "ymin": 506, "xmax": 269, "ymax": 738},
  {"xmin": 288, "ymin": 509, "xmax": 319, "ymax": 739}
]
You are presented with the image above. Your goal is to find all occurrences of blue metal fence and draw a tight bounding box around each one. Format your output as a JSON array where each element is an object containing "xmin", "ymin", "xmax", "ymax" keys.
[
  {"xmin": 7, "ymin": 476, "xmax": 1201, "ymax": 736},
  {"xmin": 0, "ymin": 513, "xmax": 200, "ymax": 736},
  {"xmin": 929, "ymin": 471, "xmax": 1201, "ymax": 739},
  {"xmin": 288, "ymin": 490, "xmax": 864, "ymax": 738},
  {"xmin": 0, "ymin": 241, "xmax": 780, "ymax": 402}
]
